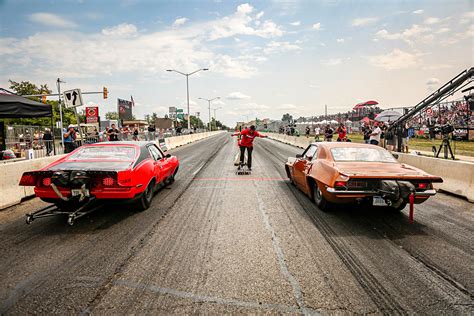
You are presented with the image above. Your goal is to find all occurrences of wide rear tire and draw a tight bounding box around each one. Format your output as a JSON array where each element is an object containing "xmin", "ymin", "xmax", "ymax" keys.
[{"xmin": 313, "ymin": 182, "xmax": 331, "ymax": 212}]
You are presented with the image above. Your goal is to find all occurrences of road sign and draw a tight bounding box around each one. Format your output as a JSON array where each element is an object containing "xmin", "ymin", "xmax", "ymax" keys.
[{"xmin": 63, "ymin": 89, "xmax": 84, "ymax": 108}]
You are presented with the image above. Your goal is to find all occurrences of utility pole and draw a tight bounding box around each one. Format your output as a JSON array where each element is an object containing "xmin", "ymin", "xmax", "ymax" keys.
[
  {"xmin": 325, "ymin": 104, "xmax": 327, "ymax": 120},
  {"xmin": 213, "ymin": 107, "xmax": 222, "ymax": 130},
  {"xmin": 56, "ymin": 78, "xmax": 65, "ymax": 150},
  {"xmin": 198, "ymin": 97, "xmax": 220, "ymax": 131}
]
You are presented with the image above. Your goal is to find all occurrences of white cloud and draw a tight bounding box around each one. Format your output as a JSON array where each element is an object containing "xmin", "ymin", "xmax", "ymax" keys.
[
  {"xmin": 368, "ymin": 49, "xmax": 422, "ymax": 70},
  {"xmin": 290, "ymin": 21, "xmax": 301, "ymax": 26},
  {"xmin": 322, "ymin": 58, "xmax": 342, "ymax": 66},
  {"xmin": 173, "ymin": 17, "xmax": 188, "ymax": 27},
  {"xmin": 435, "ymin": 27, "xmax": 450, "ymax": 34},
  {"xmin": 312, "ymin": 22, "xmax": 321, "ymax": 30},
  {"xmin": 263, "ymin": 41, "xmax": 301, "ymax": 54},
  {"xmin": 426, "ymin": 78, "xmax": 440, "ymax": 85},
  {"xmin": 227, "ymin": 92, "xmax": 251, "ymax": 100},
  {"xmin": 256, "ymin": 11, "xmax": 264, "ymax": 19},
  {"xmin": 460, "ymin": 11, "xmax": 474, "ymax": 24},
  {"xmin": 28, "ymin": 13, "xmax": 77, "ymax": 28},
  {"xmin": 276, "ymin": 103, "xmax": 297, "ymax": 110},
  {"xmin": 424, "ymin": 17, "xmax": 440, "ymax": 25},
  {"xmin": 413, "ymin": 9, "xmax": 424, "ymax": 15},
  {"xmin": 336, "ymin": 38, "xmax": 345, "ymax": 43},
  {"xmin": 375, "ymin": 24, "xmax": 432, "ymax": 44},
  {"xmin": 102, "ymin": 23, "xmax": 138, "ymax": 36},
  {"xmin": 207, "ymin": 3, "xmax": 283, "ymax": 40},
  {"xmin": 352, "ymin": 17, "xmax": 379, "ymax": 27}
]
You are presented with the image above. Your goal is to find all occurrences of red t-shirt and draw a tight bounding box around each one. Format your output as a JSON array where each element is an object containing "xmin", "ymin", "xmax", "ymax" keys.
[
  {"xmin": 239, "ymin": 129, "xmax": 261, "ymax": 147},
  {"xmin": 337, "ymin": 127, "xmax": 347, "ymax": 140}
]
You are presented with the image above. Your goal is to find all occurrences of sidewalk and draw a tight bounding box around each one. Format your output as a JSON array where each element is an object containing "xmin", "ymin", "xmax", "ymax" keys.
[{"xmin": 410, "ymin": 149, "xmax": 474, "ymax": 163}]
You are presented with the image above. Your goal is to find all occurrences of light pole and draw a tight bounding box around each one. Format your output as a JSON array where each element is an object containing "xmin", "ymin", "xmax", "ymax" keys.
[
  {"xmin": 198, "ymin": 97, "xmax": 220, "ymax": 131},
  {"xmin": 166, "ymin": 68, "xmax": 208, "ymax": 130},
  {"xmin": 212, "ymin": 107, "xmax": 222, "ymax": 130}
]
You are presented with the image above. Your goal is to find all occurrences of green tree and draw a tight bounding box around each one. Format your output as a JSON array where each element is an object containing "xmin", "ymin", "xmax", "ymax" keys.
[
  {"xmin": 105, "ymin": 111, "xmax": 119, "ymax": 120},
  {"xmin": 282, "ymin": 113, "xmax": 293, "ymax": 123}
]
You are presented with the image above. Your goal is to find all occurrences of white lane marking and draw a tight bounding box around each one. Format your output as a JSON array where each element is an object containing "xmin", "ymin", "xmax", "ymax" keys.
[
  {"xmin": 255, "ymin": 190, "xmax": 314, "ymax": 316},
  {"xmin": 192, "ymin": 162, "xmax": 207, "ymax": 175},
  {"xmin": 113, "ymin": 279, "xmax": 301, "ymax": 313}
]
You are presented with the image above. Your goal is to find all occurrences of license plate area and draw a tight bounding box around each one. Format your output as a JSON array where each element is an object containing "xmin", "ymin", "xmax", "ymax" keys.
[
  {"xmin": 373, "ymin": 196, "xmax": 387, "ymax": 206},
  {"xmin": 71, "ymin": 189, "xmax": 90, "ymax": 197}
]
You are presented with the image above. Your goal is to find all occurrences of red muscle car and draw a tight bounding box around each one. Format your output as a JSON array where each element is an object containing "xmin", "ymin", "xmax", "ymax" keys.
[
  {"xmin": 285, "ymin": 142, "xmax": 442, "ymax": 211},
  {"xmin": 20, "ymin": 141, "xmax": 179, "ymax": 225}
]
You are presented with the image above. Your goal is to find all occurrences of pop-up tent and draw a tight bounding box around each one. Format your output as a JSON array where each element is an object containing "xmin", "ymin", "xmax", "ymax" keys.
[{"xmin": 0, "ymin": 91, "xmax": 52, "ymax": 118}]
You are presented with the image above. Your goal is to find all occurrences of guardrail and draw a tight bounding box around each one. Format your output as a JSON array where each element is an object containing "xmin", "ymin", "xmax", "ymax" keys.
[
  {"xmin": 266, "ymin": 132, "xmax": 474, "ymax": 202},
  {"xmin": 0, "ymin": 131, "xmax": 224, "ymax": 210}
]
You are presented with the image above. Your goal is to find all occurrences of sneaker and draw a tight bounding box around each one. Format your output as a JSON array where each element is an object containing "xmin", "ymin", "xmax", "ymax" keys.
[{"xmin": 248, "ymin": 168, "xmax": 252, "ymax": 171}]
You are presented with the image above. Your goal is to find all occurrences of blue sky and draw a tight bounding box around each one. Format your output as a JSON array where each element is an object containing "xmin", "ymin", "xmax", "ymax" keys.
[{"xmin": 0, "ymin": 0, "xmax": 472, "ymax": 126}]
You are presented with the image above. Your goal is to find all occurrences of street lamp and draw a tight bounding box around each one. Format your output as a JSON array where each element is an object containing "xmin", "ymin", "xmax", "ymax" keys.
[
  {"xmin": 166, "ymin": 68, "xmax": 209, "ymax": 130},
  {"xmin": 198, "ymin": 97, "xmax": 220, "ymax": 131},
  {"xmin": 212, "ymin": 107, "xmax": 222, "ymax": 130}
]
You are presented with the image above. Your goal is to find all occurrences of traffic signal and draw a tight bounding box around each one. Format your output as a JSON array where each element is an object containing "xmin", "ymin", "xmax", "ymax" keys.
[
  {"xmin": 41, "ymin": 94, "xmax": 47, "ymax": 104},
  {"xmin": 103, "ymin": 86, "xmax": 108, "ymax": 99}
]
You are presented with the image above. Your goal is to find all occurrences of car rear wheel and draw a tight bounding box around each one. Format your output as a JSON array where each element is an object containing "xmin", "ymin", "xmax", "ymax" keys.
[
  {"xmin": 136, "ymin": 181, "xmax": 154, "ymax": 211},
  {"xmin": 390, "ymin": 201, "xmax": 407, "ymax": 212},
  {"xmin": 314, "ymin": 182, "xmax": 331, "ymax": 212}
]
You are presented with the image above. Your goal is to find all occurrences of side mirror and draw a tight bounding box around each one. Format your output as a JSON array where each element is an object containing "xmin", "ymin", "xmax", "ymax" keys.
[
  {"xmin": 392, "ymin": 153, "xmax": 399, "ymax": 159},
  {"xmin": 296, "ymin": 154, "xmax": 303, "ymax": 158},
  {"xmin": 165, "ymin": 154, "xmax": 172, "ymax": 158}
]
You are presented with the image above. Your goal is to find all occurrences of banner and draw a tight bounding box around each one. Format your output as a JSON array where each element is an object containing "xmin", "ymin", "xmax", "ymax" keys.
[
  {"xmin": 155, "ymin": 118, "xmax": 173, "ymax": 129},
  {"xmin": 86, "ymin": 106, "xmax": 99, "ymax": 123},
  {"xmin": 118, "ymin": 98, "xmax": 133, "ymax": 120}
]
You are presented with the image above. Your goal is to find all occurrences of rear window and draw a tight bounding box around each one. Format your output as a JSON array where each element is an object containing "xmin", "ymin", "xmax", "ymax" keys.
[
  {"xmin": 67, "ymin": 146, "xmax": 136, "ymax": 161},
  {"xmin": 330, "ymin": 147, "xmax": 397, "ymax": 163}
]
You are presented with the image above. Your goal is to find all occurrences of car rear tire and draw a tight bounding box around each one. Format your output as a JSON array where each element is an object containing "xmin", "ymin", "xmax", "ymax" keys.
[
  {"xmin": 137, "ymin": 181, "xmax": 154, "ymax": 211},
  {"xmin": 314, "ymin": 182, "xmax": 331, "ymax": 212}
]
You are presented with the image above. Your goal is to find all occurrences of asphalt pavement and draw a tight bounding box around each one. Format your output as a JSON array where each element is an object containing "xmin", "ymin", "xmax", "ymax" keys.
[{"xmin": 0, "ymin": 132, "xmax": 473, "ymax": 314}]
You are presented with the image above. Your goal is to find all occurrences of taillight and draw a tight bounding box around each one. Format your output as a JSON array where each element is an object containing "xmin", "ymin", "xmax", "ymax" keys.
[
  {"xmin": 42, "ymin": 177, "xmax": 51, "ymax": 186},
  {"xmin": 19, "ymin": 173, "xmax": 37, "ymax": 186},
  {"xmin": 102, "ymin": 177, "xmax": 115, "ymax": 186},
  {"xmin": 417, "ymin": 183, "xmax": 429, "ymax": 190},
  {"xmin": 334, "ymin": 181, "xmax": 347, "ymax": 189}
]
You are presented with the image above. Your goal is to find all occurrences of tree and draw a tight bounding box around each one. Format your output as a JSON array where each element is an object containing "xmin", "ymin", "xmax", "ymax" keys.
[
  {"xmin": 105, "ymin": 111, "xmax": 119, "ymax": 120},
  {"xmin": 282, "ymin": 113, "xmax": 293, "ymax": 123}
]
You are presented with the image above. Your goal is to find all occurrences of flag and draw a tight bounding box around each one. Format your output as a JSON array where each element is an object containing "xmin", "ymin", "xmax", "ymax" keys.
[{"xmin": 131, "ymin": 95, "xmax": 135, "ymax": 107}]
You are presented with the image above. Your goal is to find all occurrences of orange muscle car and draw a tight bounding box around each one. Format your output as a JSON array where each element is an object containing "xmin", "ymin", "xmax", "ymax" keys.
[{"xmin": 285, "ymin": 142, "xmax": 443, "ymax": 211}]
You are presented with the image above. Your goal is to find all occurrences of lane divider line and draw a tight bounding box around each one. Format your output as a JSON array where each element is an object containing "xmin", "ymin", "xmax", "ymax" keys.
[
  {"xmin": 193, "ymin": 177, "xmax": 285, "ymax": 181},
  {"xmin": 113, "ymin": 279, "xmax": 301, "ymax": 313},
  {"xmin": 255, "ymin": 189, "xmax": 313, "ymax": 316}
]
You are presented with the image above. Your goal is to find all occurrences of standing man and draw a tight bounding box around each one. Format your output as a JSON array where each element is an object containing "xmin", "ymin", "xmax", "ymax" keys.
[
  {"xmin": 107, "ymin": 123, "xmax": 120, "ymax": 141},
  {"xmin": 232, "ymin": 125, "xmax": 267, "ymax": 171},
  {"xmin": 63, "ymin": 125, "xmax": 77, "ymax": 153},
  {"xmin": 314, "ymin": 126, "xmax": 321, "ymax": 141},
  {"xmin": 324, "ymin": 125, "xmax": 334, "ymax": 142},
  {"xmin": 369, "ymin": 122, "xmax": 382, "ymax": 145},
  {"xmin": 43, "ymin": 128, "xmax": 53, "ymax": 156},
  {"xmin": 305, "ymin": 126, "xmax": 310, "ymax": 138},
  {"xmin": 362, "ymin": 122, "xmax": 372, "ymax": 144}
]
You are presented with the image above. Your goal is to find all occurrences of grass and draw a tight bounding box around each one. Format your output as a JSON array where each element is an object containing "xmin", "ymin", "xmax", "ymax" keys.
[{"xmin": 347, "ymin": 133, "xmax": 474, "ymax": 157}]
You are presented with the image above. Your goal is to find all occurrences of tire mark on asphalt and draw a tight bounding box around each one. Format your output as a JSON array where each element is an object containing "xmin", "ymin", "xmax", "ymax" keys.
[
  {"xmin": 80, "ymin": 134, "xmax": 230, "ymax": 315},
  {"xmin": 258, "ymin": 139, "xmax": 406, "ymax": 314}
]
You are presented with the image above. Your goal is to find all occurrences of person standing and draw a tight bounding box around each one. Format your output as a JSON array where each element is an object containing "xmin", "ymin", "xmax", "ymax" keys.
[
  {"xmin": 133, "ymin": 127, "xmax": 139, "ymax": 141},
  {"xmin": 43, "ymin": 128, "xmax": 53, "ymax": 156},
  {"xmin": 336, "ymin": 123, "xmax": 347, "ymax": 142},
  {"xmin": 63, "ymin": 125, "xmax": 77, "ymax": 153},
  {"xmin": 324, "ymin": 125, "xmax": 334, "ymax": 142},
  {"xmin": 369, "ymin": 122, "xmax": 382, "ymax": 145},
  {"xmin": 107, "ymin": 123, "xmax": 120, "ymax": 141},
  {"xmin": 314, "ymin": 126, "xmax": 321, "ymax": 141},
  {"xmin": 305, "ymin": 126, "xmax": 310, "ymax": 138},
  {"xmin": 232, "ymin": 125, "xmax": 267, "ymax": 171},
  {"xmin": 362, "ymin": 122, "xmax": 372, "ymax": 144},
  {"xmin": 402, "ymin": 122, "xmax": 410, "ymax": 153}
]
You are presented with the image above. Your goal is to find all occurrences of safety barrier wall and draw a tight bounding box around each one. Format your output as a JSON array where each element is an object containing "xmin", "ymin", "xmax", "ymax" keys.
[
  {"xmin": 0, "ymin": 131, "xmax": 224, "ymax": 210},
  {"xmin": 266, "ymin": 132, "xmax": 474, "ymax": 202}
]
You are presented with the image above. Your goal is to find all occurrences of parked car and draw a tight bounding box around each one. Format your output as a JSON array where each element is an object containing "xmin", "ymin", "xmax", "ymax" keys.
[
  {"xmin": 19, "ymin": 141, "xmax": 179, "ymax": 225},
  {"xmin": 285, "ymin": 142, "xmax": 442, "ymax": 211}
]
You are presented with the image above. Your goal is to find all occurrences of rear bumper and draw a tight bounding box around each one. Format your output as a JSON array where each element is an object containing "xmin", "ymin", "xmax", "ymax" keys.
[
  {"xmin": 34, "ymin": 186, "xmax": 143, "ymax": 200},
  {"xmin": 326, "ymin": 188, "xmax": 437, "ymax": 197}
]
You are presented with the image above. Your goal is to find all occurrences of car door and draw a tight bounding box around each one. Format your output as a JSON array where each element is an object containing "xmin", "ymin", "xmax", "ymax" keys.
[
  {"xmin": 147, "ymin": 145, "xmax": 164, "ymax": 183},
  {"xmin": 294, "ymin": 144, "xmax": 318, "ymax": 194},
  {"xmin": 154, "ymin": 145, "xmax": 173, "ymax": 177}
]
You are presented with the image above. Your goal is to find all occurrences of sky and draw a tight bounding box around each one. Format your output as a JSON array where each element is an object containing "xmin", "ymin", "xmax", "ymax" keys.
[{"xmin": 0, "ymin": 0, "xmax": 473, "ymax": 126}]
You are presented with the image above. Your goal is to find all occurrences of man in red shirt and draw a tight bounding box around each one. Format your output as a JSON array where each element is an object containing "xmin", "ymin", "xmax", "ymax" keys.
[
  {"xmin": 336, "ymin": 123, "xmax": 347, "ymax": 142},
  {"xmin": 232, "ymin": 125, "xmax": 267, "ymax": 170}
]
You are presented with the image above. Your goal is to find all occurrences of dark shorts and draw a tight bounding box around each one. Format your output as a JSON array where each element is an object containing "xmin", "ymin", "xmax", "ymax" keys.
[{"xmin": 370, "ymin": 139, "xmax": 379, "ymax": 145}]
